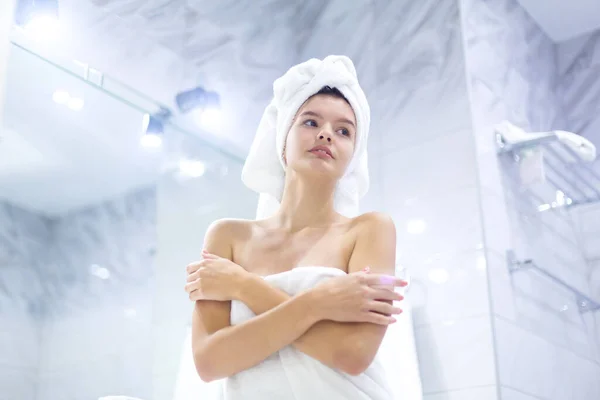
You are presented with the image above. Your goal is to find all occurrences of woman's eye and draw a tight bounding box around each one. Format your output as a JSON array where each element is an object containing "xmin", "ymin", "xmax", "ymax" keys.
[
  {"xmin": 303, "ymin": 119, "xmax": 317, "ymax": 127},
  {"xmin": 338, "ymin": 128, "xmax": 350, "ymax": 136}
]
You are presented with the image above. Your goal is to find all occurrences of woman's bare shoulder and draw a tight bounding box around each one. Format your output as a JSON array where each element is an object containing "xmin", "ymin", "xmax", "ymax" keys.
[
  {"xmin": 206, "ymin": 218, "xmax": 256, "ymax": 238},
  {"xmin": 350, "ymin": 211, "xmax": 395, "ymax": 230}
]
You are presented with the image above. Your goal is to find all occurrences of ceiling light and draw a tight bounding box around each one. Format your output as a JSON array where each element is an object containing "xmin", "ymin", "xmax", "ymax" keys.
[
  {"xmin": 175, "ymin": 86, "xmax": 221, "ymax": 131},
  {"xmin": 67, "ymin": 97, "xmax": 84, "ymax": 111},
  {"xmin": 179, "ymin": 159, "xmax": 206, "ymax": 178},
  {"xmin": 141, "ymin": 108, "xmax": 171, "ymax": 148},
  {"xmin": 176, "ymin": 87, "xmax": 220, "ymax": 113},
  {"xmin": 193, "ymin": 107, "xmax": 222, "ymax": 131},
  {"xmin": 52, "ymin": 90, "xmax": 69, "ymax": 104},
  {"xmin": 15, "ymin": 0, "xmax": 61, "ymax": 40}
]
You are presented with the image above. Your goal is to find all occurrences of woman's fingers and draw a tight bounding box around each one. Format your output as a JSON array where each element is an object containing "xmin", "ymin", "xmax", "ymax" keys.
[
  {"xmin": 367, "ymin": 300, "xmax": 403, "ymax": 316},
  {"xmin": 186, "ymin": 262, "xmax": 200, "ymax": 274},
  {"xmin": 185, "ymin": 275, "xmax": 204, "ymax": 291},
  {"xmin": 188, "ymin": 289, "xmax": 203, "ymax": 301},
  {"xmin": 186, "ymin": 271, "xmax": 197, "ymax": 283},
  {"xmin": 184, "ymin": 280, "xmax": 196, "ymax": 294},
  {"xmin": 186, "ymin": 257, "xmax": 215, "ymax": 274},
  {"xmin": 201, "ymin": 250, "xmax": 219, "ymax": 259},
  {"xmin": 361, "ymin": 273, "xmax": 408, "ymax": 288},
  {"xmin": 368, "ymin": 288, "xmax": 404, "ymax": 301},
  {"xmin": 362, "ymin": 312, "xmax": 397, "ymax": 325}
]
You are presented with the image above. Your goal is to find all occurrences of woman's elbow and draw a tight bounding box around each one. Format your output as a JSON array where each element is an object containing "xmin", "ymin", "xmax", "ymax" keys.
[
  {"xmin": 339, "ymin": 356, "xmax": 371, "ymax": 376},
  {"xmin": 193, "ymin": 348, "xmax": 219, "ymax": 382},
  {"xmin": 334, "ymin": 344, "xmax": 374, "ymax": 376}
]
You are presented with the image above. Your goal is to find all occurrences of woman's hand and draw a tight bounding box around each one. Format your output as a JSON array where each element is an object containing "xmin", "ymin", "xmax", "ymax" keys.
[
  {"xmin": 310, "ymin": 270, "xmax": 407, "ymax": 325},
  {"xmin": 184, "ymin": 250, "xmax": 249, "ymax": 302}
]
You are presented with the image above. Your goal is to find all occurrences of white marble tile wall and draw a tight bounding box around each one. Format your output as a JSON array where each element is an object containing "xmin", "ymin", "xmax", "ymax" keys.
[
  {"xmin": 362, "ymin": 0, "xmax": 495, "ymax": 397},
  {"xmin": 0, "ymin": 202, "xmax": 49, "ymax": 399},
  {"xmin": 557, "ymin": 29, "xmax": 600, "ymax": 301},
  {"xmin": 557, "ymin": 30, "xmax": 600, "ymax": 150},
  {"xmin": 461, "ymin": 0, "xmax": 600, "ymax": 398},
  {"xmin": 152, "ymin": 128, "xmax": 257, "ymax": 400},
  {"xmin": 1, "ymin": 188, "xmax": 157, "ymax": 400},
  {"xmin": 36, "ymin": 187, "xmax": 157, "ymax": 400}
]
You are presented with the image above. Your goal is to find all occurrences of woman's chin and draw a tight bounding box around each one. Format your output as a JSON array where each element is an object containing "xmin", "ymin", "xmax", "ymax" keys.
[{"xmin": 300, "ymin": 162, "xmax": 343, "ymax": 180}]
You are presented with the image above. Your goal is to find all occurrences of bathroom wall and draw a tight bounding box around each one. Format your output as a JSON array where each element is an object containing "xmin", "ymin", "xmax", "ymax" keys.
[
  {"xmin": 557, "ymin": 29, "xmax": 600, "ymax": 299},
  {"xmin": 461, "ymin": 0, "xmax": 600, "ymax": 399},
  {"xmin": 35, "ymin": 187, "xmax": 157, "ymax": 400},
  {"xmin": 152, "ymin": 127, "xmax": 258, "ymax": 400},
  {"xmin": 0, "ymin": 188, "xmax": 156, "ymax": 400},
  {"xmin": 558, "ymin": 30, "xmax": 600, "ymax": 155},
  {"xmin": 367, "ymin": 1, "xmax": 496, "ymax": 399},
  {"xmin": 0, "ymin": 202, "xmax": 47, "ymax": 400}
]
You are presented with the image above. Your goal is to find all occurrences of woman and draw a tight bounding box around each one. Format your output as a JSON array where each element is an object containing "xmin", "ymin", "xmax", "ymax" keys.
[{"xmin": 184, "ymin": 56, "xmax": 407, "ymax": 399}]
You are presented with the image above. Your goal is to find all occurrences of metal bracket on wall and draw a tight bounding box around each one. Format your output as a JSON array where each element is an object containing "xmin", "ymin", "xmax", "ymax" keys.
[
  {"xmin": 495, "ymin": 130, "xmax": 600, "ymax": 208},
  {"xmin": 506, "ymin": 250, "xmax": 600, "ymax": 314}
]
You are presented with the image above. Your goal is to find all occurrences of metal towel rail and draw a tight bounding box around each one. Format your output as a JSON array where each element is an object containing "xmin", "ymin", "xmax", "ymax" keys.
[
  {"xmin": 506, "ymin": 250, "xmax": 600, "ymax": 314},
  {"xmin": 496, "ymin": 131, "xmax": 600, "ymax": 208}
]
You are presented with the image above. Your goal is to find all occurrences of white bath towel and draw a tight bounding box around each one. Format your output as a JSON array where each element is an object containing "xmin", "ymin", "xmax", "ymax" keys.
[
  {"xmin": 173, "ymin": 267, "xmax": 424, "ymax": 400},
  {"xmin": 222, "ymin": 267, "xmax": 394, "ymax": 399},
  {"xmin": 241, "ymin": 55, "xmax": 371, "ymax": 219}
]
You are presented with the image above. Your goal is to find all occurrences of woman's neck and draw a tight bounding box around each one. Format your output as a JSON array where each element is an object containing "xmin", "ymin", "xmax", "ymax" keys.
[{"xmin": 274, "ymin": 172, "xmax": 339, "ymax": 231}]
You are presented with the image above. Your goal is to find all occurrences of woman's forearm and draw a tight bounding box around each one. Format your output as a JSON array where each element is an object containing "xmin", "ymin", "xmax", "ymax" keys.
[
  {"xmin": 194, "ymin": 289, "xmax": 319, "ymax": 382},
  {"xmin": 236, "ymin": 274, "xmax": 360, "ymax": 371}
]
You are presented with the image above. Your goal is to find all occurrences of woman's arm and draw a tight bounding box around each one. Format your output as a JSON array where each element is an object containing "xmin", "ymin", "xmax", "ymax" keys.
[
  {"xmin": 236, "ymin": 212, "xmax": 399, "ymax": 375},
  {"xmin": 191, "ymin": 220, "xmax": 323, "ymax": 382},
  {"xmin": 191, "ymin": 214, "xmax": 400, "ymax": 380}
]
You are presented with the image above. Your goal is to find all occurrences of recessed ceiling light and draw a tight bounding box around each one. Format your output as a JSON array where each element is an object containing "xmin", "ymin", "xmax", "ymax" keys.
[
  {"xmin": 52, "ymin": 90, "xmax": 70, "ymax": 104},
  {"xmin": 67, "ymin": 97, "xmax": 84, "ymax": 111}
]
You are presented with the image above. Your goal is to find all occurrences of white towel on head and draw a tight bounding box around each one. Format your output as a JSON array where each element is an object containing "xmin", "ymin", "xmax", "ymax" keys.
[{"xmin": 241, "ymin": 55, "xmax": 371, "ymax": 219}]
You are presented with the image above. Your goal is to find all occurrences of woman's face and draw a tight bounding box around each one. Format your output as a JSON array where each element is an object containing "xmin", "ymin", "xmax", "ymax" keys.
[{"xmin": 284, "ymin": 94, "xmax": 356, "ymax": 180}]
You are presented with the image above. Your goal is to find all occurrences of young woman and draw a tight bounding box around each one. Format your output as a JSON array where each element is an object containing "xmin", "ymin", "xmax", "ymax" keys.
[{"xmin": 184, "ymin": 56, "xmax": 407, "ymax": 399}]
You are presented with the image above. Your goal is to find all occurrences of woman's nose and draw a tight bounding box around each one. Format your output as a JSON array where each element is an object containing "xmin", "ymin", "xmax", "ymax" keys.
[{"xmin": 318, "ymin": 125, "xmax": 333, "ymax": 142}]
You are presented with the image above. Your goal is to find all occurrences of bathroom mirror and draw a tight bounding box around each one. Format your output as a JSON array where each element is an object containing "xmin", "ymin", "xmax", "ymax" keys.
[{"xmin": 0, "ymin": 41, "xmax": 256, "ymax": 399}]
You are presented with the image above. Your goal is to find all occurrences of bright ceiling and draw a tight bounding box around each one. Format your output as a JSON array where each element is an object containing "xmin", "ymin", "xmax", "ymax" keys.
[
  {"xmin": 0, "ymin": 43, "xmax": 163, "ymax": 217},
  {"xmin": 2, "ymin": 0, "xmax": 600, "ymax": 217},
  {"xmin": 516, "ymin": 0, "xmax": 600, "ymax": 42}
]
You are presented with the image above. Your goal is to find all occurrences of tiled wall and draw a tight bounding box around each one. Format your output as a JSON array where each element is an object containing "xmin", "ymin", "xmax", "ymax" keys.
[
  {"xmin": 151, "ymin": 129, "xmax": 257, "ymax": 400},
  {"xmin": 461, "ymin": 0, "xmax": 600, "ymax": 399},
  {"xmin": 558, "ymin": 29, "xmax": 600, "ymax": 309},
  {"xmin": 558, "ymin": 30, "xmax": 600, "ymax": 151},
  {"xmin": 0, "ymin": 188, "xmax": 157, "ymax": 400},
  {"xmin": 36, "ymin": 187, "xmax": 157, "ymax": 400},
  {"xmin": 365, "ymin": 1, "xmax": 495, "ymax": 398},
  {"xmin": 0, "ymin": 202, "xmax": 49, "ymax": 400}
]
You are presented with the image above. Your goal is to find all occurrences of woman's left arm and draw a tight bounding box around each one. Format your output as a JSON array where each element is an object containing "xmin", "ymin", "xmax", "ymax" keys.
[{"xmin": 235, "ymin": 212, "xmax": 399, "ymax": 375}]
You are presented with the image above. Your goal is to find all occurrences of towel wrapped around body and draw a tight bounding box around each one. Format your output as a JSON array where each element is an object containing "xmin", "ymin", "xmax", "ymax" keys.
[{"xmin": 220, "ymin": 266, "xmax": 393, "ymax": 400}]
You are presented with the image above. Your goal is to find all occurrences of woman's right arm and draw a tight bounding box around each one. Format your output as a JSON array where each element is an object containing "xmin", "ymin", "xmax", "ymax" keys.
[{"xmin": 191, "ymin": 220, "xmax": 323, "ymax": 382}]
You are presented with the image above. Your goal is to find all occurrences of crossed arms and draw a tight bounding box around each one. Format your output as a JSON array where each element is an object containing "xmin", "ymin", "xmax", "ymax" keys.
[{"xmin": 190, "ymin": 212, "xmax": 400, "ymax": 382}]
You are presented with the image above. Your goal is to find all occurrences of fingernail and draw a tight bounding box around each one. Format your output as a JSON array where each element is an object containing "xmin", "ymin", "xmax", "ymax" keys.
[
  {"xmin": 390, "ymin": 318, "xmax": 397, "ymax": 324},
  {"xmin": 363, "ymin": 266, "xmax": 371, "ymax": 273}
]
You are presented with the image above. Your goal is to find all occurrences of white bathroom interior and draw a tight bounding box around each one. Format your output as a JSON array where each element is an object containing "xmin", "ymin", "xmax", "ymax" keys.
[{"xmin": 1, "ymin": 0, "xmax": 600, "ymax": 399}]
